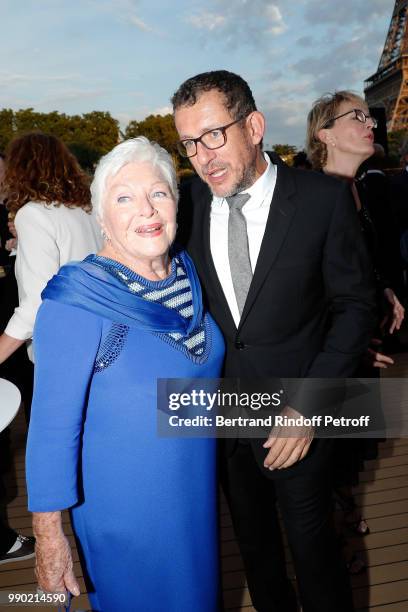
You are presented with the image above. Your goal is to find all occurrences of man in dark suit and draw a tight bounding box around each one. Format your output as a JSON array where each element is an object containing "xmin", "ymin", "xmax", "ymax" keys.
[
  {"xmin": 172, "ymin": 71, "xmax": 376, "ymax": 612},
  {"xmin": 391, "ymin": 140, "xmax": 408, "ymax": 237}
]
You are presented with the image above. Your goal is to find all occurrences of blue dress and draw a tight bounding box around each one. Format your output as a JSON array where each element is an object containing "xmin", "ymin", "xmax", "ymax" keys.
[{"xmin": 26, "ymin": 250, "xmax": 225, "ymax": 612}]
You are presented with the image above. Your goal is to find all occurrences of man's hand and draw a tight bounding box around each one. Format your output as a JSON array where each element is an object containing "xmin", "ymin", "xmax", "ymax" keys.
[
  {"xmin": 263, "ymin": 406, "xmax": 314, "ymax": 470},
  {"xmin": 382, "ymin": 288, "xmax": 405, "ymax": 334},
  {"xmin": 367, "ymin": 338, "xmax": 394, "ymax": 369}
]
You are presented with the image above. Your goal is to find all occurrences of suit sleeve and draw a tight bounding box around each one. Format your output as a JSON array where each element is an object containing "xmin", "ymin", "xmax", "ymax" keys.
[
  {"xmin": 306, "ymin": 181, "xmax": 377, "ymax": 377},
  {"xmin": 26, "ymin": 299, "xmax": 102, "ymax": 511}
]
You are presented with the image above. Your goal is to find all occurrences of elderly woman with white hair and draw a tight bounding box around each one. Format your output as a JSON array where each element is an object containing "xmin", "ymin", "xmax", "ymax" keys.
[{"xmin": 26, "ymin": 137, "xmax": 225, "ymax": 612}]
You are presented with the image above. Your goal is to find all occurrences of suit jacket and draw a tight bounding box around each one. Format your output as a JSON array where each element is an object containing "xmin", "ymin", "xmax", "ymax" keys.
[
  {"xmin": 390, "ymin": 169, "xmax": 408, "ymax": 234},
  {"xmin": 357, "ymin": 172, "xmax": 404, "ymax": 297},
  {"xmin": 178, "ymin": 153, "xmax": 377, "ymax": 477}
]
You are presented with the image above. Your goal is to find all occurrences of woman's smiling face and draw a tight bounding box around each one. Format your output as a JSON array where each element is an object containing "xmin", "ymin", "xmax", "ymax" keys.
[{"xmin": 100, "ymin": 161, "xmax": 177, "ymax": 268}]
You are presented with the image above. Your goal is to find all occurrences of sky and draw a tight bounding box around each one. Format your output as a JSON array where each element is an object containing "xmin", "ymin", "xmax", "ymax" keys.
[{"xmin": 0, "ymin": 0, "xmax": 396, "ymax": 148}]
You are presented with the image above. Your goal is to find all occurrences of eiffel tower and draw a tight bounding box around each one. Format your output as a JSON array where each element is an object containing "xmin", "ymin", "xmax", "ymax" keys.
[{"xmin": 364, "ymin": 0, "xmax": 408, "ymax": 132}]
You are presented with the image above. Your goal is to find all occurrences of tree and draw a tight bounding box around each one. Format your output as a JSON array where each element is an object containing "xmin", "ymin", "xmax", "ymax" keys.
[
  {"xmin": 0, "ymin": 108, "xmax": 120, "ymax": 168},
  {"xmin": 272, "ymin": 144, "xmax": 298, "ymax": 156},
  {"xmin": 79, "ymin": 111, "xmax": 119, "ymax": 155},
  {"xmin": 0, "ymin": 109, "xmax": 15, "ymax": 152},
  {"xmin": 270, "ymin": 144, "xmax": 298, "ymax": 165},
  {"xmin": 125, "ymin": 114, "xmax": 189, "ymax": 170},
  {"xmin": 67, "ymin": 142, "xmax": 101, "ymax": 172}
]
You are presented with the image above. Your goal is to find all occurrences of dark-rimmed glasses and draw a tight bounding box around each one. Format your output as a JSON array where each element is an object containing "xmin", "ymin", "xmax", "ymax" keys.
[
  {"xmin": 323, "ymin": 108, "xmax": 378, "ymax": 129},
  {"xmin": 177, "ymin": 115, "xmax": 248, "ymax": 158}
]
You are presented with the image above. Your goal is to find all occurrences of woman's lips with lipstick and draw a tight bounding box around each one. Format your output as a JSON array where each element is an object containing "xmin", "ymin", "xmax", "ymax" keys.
[{"xmin": 135, "ymin": 223, "xmax": 163, "ymax": 236}]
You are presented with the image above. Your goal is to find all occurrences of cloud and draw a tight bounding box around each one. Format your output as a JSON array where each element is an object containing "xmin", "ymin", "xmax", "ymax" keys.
[
  {"xmin": 185, "ymin": 0, "xmax": 287, "ymax": 48},
  {"xmin": 88, "ymin": 0, "xmax": 154, "ymax": 33},
  {"xmin": 128, "ymin": 14, "xmax": 152, "ymax": 32},
  {"xmin": 289, "ymin": 21, "xmax": 390, "ymax": 97},
  {"xmin": 40, "ymin": 87, "xmax": 110, "ymax": 104},
  {"xmin": 0, "ymin": 72, "xmax": 81, "ymax": 87},
  {"xmin": 264, "ymin": 4, "xmax": 286, "ymax": 35},
  {"xmin": 296, "ymin": 35, "xmax": 313, "ymax": 47},
  {"xmin": 262, "ymin": 100, "xmax": 312, "ymax": 149},
  {"xmin": 153, "ymin": 105, "xmax": 173, "ymax": 116},
  {"xmin": 186, "ymin": 12, "xmax": 226, "ymax": 31},
  {"xmin": 303, "ymin": 0, "xmax": 394, "ymax": 25}
]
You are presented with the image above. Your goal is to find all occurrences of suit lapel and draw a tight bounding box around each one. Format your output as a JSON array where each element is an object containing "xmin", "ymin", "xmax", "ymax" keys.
[{"xmin": 239, "ymin": 154, "xmax": 297, "ymax": 330}]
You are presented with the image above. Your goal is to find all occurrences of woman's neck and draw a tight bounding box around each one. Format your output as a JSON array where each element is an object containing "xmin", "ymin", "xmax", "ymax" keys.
[
  {"xmin": 98, "ymin": 245, "xmax": 171, "ymax": 281},
  {"xmin": 323, "ymin": 153, "xmax": 363, "ymax": 180}
]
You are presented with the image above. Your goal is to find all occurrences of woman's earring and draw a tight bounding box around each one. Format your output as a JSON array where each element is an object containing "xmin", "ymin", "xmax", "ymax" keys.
[{"xmin": 101, "ymin": 230, "xmax": 111, "ymax": 243}]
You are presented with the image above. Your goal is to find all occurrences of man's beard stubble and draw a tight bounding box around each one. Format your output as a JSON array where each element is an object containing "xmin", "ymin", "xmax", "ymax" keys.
[{"xmin": 206, "ymin": 141, "xmax": 258, "ymax": 198}]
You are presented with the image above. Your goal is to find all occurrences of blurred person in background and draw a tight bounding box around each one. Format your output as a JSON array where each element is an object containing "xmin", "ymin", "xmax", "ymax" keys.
[
  {"xmin": 306, "ymin": 91, "xmax": 404, "ymax": 573},
  {"xmin": 391, "ymin": 139, "xmax": 408, "ymax": 292},
  {"xmin": 358, "ymin": 144, "xmax": 405, "ymax": 347},
  {"xmin": 292, "ymin": 150, "xmax": 312, "ymax": 170},
  {"xmin": 0, "ymin": 152, "xmax": 35, "ymax": 565},
  {"xmin": 0, "ymin": 133, "xmax": 101, "ymax": 386},
  {"xmin": 0, "ymin": 151, "xmax": 34, "ymax": 420},
  {"xmin": 307, "ymin": 92, "xmax": 404, "ymax": 364},
  {"xmin": 390, "ymin": 138, "xmax": 408, "ymax": 233}
]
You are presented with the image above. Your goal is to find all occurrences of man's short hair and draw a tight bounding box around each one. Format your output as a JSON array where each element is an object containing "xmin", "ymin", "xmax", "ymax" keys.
[{"xmin": 171, "ymin": 70, "xmax": 257, "ymax": 120}]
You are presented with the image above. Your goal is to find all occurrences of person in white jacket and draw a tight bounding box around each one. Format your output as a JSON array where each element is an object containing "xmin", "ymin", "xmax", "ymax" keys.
[{"xmin": 0, "ymin": 132, "xmax": 101, "ymax": 364}]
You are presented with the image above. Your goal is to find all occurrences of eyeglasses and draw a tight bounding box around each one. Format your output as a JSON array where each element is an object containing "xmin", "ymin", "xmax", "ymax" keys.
[
  {"xmin": 323, "ymin": 108, "xmax": 378, "ymax": 129},
  {"xmin": 177, "ymin": 115, "xmax": 248, "ymax": 158}
]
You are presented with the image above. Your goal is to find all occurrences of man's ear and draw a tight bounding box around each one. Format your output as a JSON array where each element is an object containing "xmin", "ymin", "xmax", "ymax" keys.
[{"xmin": 247, "ymin": 111, "xmax": 265, "ymax": 146}]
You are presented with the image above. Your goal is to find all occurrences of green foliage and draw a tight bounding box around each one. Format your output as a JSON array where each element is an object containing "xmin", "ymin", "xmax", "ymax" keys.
[
  {"xmin": 0, "ymin": 108, "xmax": 197, "ymax": 173},
  {"xmin": 125, "ymin": 114, "xmax": 189, "ymax": 170},
  {"xmin": 270, "ymin": 144, "xmax": 299, "ymax": 166},
  {"xmin": 0, "ymin": 109, "xmax": 14, "ymax": 152},
  {"xmin": 272, "ymin": 144, "xmax": 298, "ymax": 156},
  {"xmin": 0, "ymin": 108, "xmax": 119, "ymax": 167},
  {"xmin": 67, "ymin": 143, "xmax": 101, "ymax": 172}
]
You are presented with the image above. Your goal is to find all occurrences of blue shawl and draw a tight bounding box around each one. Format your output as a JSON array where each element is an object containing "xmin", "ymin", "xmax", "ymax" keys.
[{"xmin": 41, "ymin": 249, "xmax": 203, "ymax": 335}]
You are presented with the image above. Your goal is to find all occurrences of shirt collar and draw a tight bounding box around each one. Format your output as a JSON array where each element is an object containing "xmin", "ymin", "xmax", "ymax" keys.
[{"xmin": 213, "ymin": 152, "xmax": 276, "ymax": 209}]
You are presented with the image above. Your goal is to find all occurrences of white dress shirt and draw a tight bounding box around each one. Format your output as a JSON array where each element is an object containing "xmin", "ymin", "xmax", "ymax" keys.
[
  {"xmin": 210, "ymin": 153, "xmax": 277, "ymax": 326},
  {"xmin": 5, "ymin": 201, "xmax": 102, "ymax": 360}
]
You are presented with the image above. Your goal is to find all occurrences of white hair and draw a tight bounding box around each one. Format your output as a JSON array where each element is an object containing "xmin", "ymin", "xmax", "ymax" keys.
[{"xmin": 91, "ymin": 136, "xmax": 179, "ymax": 220}]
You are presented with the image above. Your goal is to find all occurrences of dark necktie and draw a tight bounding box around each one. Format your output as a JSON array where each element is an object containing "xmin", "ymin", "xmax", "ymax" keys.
[{"xmin": 226, "ymin": 193, "xmax": 252, "ymax": 317}]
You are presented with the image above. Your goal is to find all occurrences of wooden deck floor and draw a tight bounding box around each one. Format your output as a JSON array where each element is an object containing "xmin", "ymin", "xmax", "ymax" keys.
[{"xmin": 1, "ymin": 369, "xmax": 408, "ymax": 611}]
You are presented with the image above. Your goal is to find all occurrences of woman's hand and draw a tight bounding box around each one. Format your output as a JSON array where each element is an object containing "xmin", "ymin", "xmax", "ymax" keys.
[
  {"xmin": 33, "ymin": 511, "xmax": 80, "ymax": 597},
  {"xmin": 5, "ymin": 237, "xmax": 17, "ymax": 252},
  {"xmin": 382, "ymin": 288, "xmax": 405, "ymax": 334},
  {"xmin": 35, "ymin": 533, "xmax": 80, "ymax": 595},
  {"xmin": 7, "ymin": 219, "xmax": 17, "ymax": 238}
]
